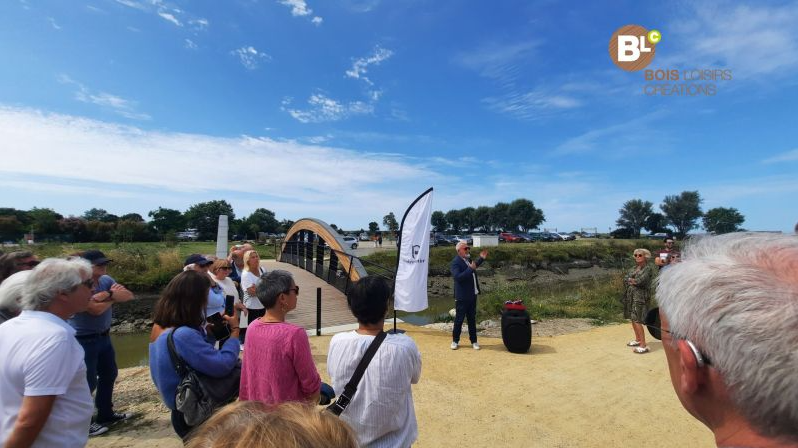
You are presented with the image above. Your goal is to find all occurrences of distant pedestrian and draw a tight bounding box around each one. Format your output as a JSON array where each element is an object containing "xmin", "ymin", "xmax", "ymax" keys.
[
  {"xmin": 378, "ymin": 234, "xmax": 383, "ymax": 247},
  {"xmin": 623, "ymin": 248, "xmax": 654, "ymax": 353}
]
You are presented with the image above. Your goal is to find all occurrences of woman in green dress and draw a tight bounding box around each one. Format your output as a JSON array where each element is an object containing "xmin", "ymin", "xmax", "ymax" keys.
[{"xmin": 623, "ymin": 248, "xmax": 654, "ymax": 353}]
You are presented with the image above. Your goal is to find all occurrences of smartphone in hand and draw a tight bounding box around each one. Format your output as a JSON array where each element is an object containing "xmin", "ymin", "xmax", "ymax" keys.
[
  {"xmin": 224, "ymin": 295, "xmax": 235, "ymax": 316},
  {"xmin": 206, "ymin": 312, "xmax": 231, "ymax": 340}
]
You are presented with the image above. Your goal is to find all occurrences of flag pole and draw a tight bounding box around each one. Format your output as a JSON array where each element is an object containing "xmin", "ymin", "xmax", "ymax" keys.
[{"xmin": 392, "ymin": 187, "xmax": 434, "ymax": 334}]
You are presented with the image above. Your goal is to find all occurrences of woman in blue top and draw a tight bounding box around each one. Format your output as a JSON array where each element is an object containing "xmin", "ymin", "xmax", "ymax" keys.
[{"xmin": 149, "ymin": 271, "xmax": 240, "ymax": 439}]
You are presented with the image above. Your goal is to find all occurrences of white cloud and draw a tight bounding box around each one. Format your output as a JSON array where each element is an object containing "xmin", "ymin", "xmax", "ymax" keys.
[
  {"xmin": 184, "ymin": 38, "xmax": 197, "ymax": 50},
  {"xmin": 553, "ymin": 111, "xmax": 667, "ymax": 156},
  {"xmin": 114, "ymin": 0, "xmax": 147, "ymax": 11},
  {"xmin": 157, "ymin": 11, "xmax": 182, "ymax": 26},
  {"xmin": 280, "ymin": 0, "xmax": 312, "ymax": 16},
  {"xmin": 661, "ymin": 2, "xmax": 798, "ymax": 78},
  {"xmin": 345, "ymin": 46, "xmax": 393, "ymax": 86},
  {"xmin": 278, "ymin": 0, "xmax": 324, "ymax": 25},
  {"xmin": 47, "ymin": 17, "xmax": 62, "ymax": 30},
  {"xmin": 231, "ymin": 46, "xmax": 271, "ymax": 70},
  {"xmin": 57, "ymin": 75, "xmax": 151, "ymax": 121},
  {"xmin": 483, "ymin": 88, "xmax": 582, "ymax": 121},
  {"xmin": 283, "ymin": 93, "xmax": 373, "ymax": 123},
  {"xmin": 0, "ymin": 106, "xmax": 439, "ymax": 211},
  {"xmin": 189, "ymin": 18, "xmax": 209, "ymax": 30},
  {"xmin": 455, "ymin": 40, "xmax": 540, "ymax": 85},
  {"xmin": 762, "ymin": 148, "xmax": 798, "ymax": 164}
]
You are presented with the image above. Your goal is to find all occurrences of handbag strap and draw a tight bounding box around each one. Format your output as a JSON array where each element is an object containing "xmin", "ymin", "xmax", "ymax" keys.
[
  {"xmin": 166, "ymin": 328, "xmax": 188, "ymax": 376},
  {"xmin": 327, "ymin": 331, "xmax": 387, "ymax": 416}
]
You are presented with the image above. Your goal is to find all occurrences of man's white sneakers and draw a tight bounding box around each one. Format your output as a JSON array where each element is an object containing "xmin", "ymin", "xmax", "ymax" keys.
[
  {"xmin": 450, "ymin": 341, "xmax": 458, "ymax": 350},
  {"xmin": 472, "ymin": 343, "xmax": 481, "ymax": 350}
]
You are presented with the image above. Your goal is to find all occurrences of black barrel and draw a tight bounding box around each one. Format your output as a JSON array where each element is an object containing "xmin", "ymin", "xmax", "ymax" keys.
[{"xmin": 501, "ymin": 308, "xmax": 531, "ymax": 353}]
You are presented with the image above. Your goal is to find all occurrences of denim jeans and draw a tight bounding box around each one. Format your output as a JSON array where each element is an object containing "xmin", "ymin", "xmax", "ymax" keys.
[
  {"xmin": 452, "ymin": 299, "xmax": 477, "ymax": 344},
  {"xmin": 76, "ymin": 333, "xmax": 118, "ymax": 421}
]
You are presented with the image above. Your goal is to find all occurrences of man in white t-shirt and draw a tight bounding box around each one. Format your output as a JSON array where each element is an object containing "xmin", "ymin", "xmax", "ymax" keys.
[
  {"xmin": 327, "ymin": 276, "xmax": 422, "ymax": 448},
  {"xmin": 0, "ymin": 258, "xmax": 95, "ymax": 447}
]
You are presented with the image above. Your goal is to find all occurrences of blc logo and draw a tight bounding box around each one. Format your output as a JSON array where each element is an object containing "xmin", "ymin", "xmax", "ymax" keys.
[{"xmin": 608, "ymin": 25, "xmax": 661, "ymax": 71}]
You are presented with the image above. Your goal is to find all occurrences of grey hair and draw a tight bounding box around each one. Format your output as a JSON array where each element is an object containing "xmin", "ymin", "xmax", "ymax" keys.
[
  {"xmin": 19, "ymin": 258, "xmax": 92, "ymax": 311},
  {"xmin": 0, "ymin": 270, "xmax": 31, "ymax": 313},
  {"xmin": 256, "ymin": 270, "xmax": 294, "ymax": 309},
  {"xmin": 455, "ymin": 241, "xmax": 467, "ymax": 251},
  {"xmin": 657, "ymin": 232, "xmax": 798, "ymax": 441}
]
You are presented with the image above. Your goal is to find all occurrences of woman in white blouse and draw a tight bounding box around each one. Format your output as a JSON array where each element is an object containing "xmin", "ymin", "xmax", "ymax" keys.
[
  {"xmin": 239, "ymin": 250, "xmax": 266, "ymax": 343},
  {"xmin": 327, "ymin": 276, "xmax": 422, "ymax": 448}
]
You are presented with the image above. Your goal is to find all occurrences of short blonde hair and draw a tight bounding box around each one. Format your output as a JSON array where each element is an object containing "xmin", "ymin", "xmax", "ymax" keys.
[
  {"xmin": 210, "ymin": 259, "xmax": 231, "ymax": 273},
  {"xmin": 185, "ymin": 401, "xmax": 357, "ymax": 448},
  {"xmin": 633, "ymin": 248, "xmax": 651, "ymax": 259},
  {"xmin": 242, "ymin": 250, "xmax": 259, "ymax": 273}
]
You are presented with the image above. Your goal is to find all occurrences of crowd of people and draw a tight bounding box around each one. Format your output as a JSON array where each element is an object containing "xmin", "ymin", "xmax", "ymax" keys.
[{"xmin": 1, "ymin": 231, "xmax": 796, "ymax": 448}]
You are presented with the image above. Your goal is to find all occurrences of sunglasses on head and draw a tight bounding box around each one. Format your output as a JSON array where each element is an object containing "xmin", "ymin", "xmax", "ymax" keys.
[{"xmin": 644, "ymin": 307, "xmax": 711, "ymax": 367}]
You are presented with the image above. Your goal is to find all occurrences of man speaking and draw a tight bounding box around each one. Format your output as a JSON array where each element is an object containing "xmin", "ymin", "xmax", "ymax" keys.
[{"xmin": 450, "ymin": 242, "xmax": 488, "ymax": 351}]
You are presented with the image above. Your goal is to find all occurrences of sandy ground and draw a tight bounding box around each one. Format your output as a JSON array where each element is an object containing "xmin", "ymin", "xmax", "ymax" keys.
[{"xmin": 88, "ymin": 323, "xmax": 715, "ymax": 448}]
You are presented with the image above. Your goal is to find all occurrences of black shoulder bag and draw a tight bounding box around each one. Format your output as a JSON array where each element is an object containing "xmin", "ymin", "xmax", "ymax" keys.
[
  {"xmin": 326, "ymin": 331, "xmax": 387, "ymax": 416},
  {"xmin": 166, "ymin": 328, "xmax": 241, "ymax": 426}
]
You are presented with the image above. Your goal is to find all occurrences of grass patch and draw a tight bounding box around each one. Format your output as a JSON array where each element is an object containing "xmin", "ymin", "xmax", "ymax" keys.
[
  {"xmin": 476, "ymin": 274, "xmax": 626, "ymax": 323},
  {"xmin": 28, "ymin": 241, "xmax": 279, "ymax": 291}
]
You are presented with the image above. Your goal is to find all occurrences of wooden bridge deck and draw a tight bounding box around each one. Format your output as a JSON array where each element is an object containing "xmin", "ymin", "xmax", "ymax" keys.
[{"xmin": 262, "ymin": 260, "xmax": 357, "ymax": 333}]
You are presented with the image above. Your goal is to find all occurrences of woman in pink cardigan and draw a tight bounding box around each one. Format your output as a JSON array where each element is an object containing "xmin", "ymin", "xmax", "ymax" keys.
[{"xmin": 239, "ymin": 270, "xmax": 321, "ymax": 404}]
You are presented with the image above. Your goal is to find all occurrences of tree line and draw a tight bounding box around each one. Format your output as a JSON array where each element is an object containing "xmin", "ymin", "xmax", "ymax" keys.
[
  {"xmin": 429, "ymin": 198, "xmax": 545, "ymax": 234},
  {"xmin": 615, "ymin": 190, "xmax": 745, "ymax": 239},
  {"xmin": 0, "ymin": 200, "xmax": 295, "ymax": 243}
]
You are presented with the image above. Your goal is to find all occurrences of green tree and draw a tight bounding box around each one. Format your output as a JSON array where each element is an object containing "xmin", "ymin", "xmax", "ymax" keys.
[
  {"xmin": 28, "ymin": 207, "xmax": 62, "ymax": 235},
  {"xmin": 473, "ymin": 206, "xmax": 492, "ymax": 232},
  {"xmin": 244, "ymin": 208, "xmax": 280, "ymax": 234},
  {"xmin": 83, "ymin": 208, "xmax": 110, "ymax": 221},
  {"xmin": 431, "ymin": 211, "xmax": 448, "ymax": 233},
  {"xmin": 490, "ymin": 202, "xmax": 510, "ymax": 231},
  {"xmin": 184, "ymin": 200, "xmax": 235, "ymax": 240},
  {"xmin": 0, "ymin": 216, "xmax": 26, "ymax": 240},
  {"xmin": 508, "ymin": 198, "xmax": 545, "ymax": 232},
  {"xmin": 616, "ymin": 199, "xmax": 653, "ymax": 237},
  {"xmin": 120, "ymin": 213, "xmax": 144, "ymax": 222},
  {"xmin": 661, "ymin": 191, "xmax": 703, "ymax": 238},
  {"xmin": 147, "ymin": 207, "xmax": 186, "ymax": 236},
  {"xmin": 368, "ymin": 221, "xmax": 380, "ymax": 234},
  {"xmin": 459, "ymin": 207, "xmax": 476, "ymax": 233},
  {"xmin": 643, "ymin": 212, "xmax": 669, "ymax": 234},
  {"xmin": 382, "ymin": 212, "xmax": 399, "ymax": 232},
  {"xmin": 278, "ymin": 219, "xmax": 295, "ymax": 234},
  {"xmin": 58, "ymin": 217, "xmax": 90, "ymax": 242},
  {"xmin": 444, "ymin": 209, "xmax": 462, "ymax": 234},
  {"xmin": 703, "ymin": 207, "xmax": 745, "ymax": 234}
]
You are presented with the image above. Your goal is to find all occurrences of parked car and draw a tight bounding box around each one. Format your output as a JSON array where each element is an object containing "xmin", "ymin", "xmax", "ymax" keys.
[
  {"xmin": 557, "ymin": 232, "xmax": 576, "ymax": 241},
  {"xmin": 499, "ymin": 232, "xmax": 525, "ymax": 243},
  {"xmin": 581, "ymin": 232, "xmax": 597, "ymax": 238},
  {"xmin": 342, "ymin": 236, "xmax": 358, "ymax": 249},
  {"xmin": 454, "ymin": 235, "xmax": 473, "ymax": 245},
  {"xmin": 359, "ymin": 232, "xmax": 371, "ymax": 241},
  {"xmin": 432, "ymin": 235, "xmax": 453, "ymax": 246}
]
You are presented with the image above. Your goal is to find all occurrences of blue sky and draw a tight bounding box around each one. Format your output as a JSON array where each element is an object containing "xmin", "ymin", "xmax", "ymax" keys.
[{"xmin": 1, "ymin": 0, "xmax": 796, "ymax": 232}]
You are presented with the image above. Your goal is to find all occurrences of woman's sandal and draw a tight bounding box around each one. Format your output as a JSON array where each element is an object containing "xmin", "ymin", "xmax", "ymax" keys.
[
  {"xmin": 633, "ymin": 346, "xmax": 650, "ymax": 354},
  {"xmin": 627, "ymin": 340, "xmax": 640, "ymax": 347}
]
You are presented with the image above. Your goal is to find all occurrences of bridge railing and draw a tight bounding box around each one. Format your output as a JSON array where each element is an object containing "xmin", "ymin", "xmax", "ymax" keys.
[{"xmin": 281, "ymin": 240, "xmax": 394, "ymax": 295}]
